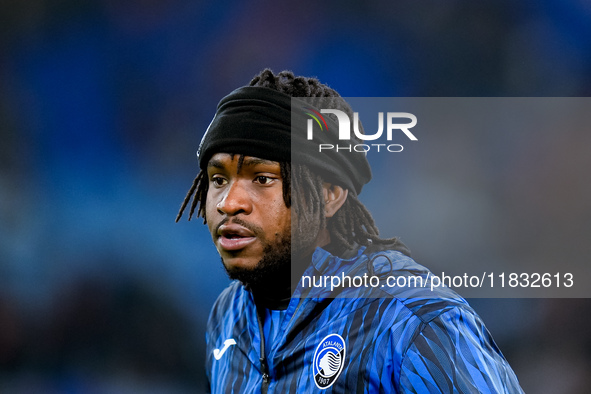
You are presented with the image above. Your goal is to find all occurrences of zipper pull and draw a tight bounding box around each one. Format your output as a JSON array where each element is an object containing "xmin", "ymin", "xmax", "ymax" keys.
[
  {"xmin": 260, "ymin": 356, "xmax": 270, "ymax": 392},
  {"xmin": 260, "ymin": 356, "xmax": 270, "ymax": 378}
]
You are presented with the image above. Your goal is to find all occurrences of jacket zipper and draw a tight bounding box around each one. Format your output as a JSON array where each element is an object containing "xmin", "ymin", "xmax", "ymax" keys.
[{"xmin": 256, "ymin": 307, "xmax": 270, "ymax": 394}]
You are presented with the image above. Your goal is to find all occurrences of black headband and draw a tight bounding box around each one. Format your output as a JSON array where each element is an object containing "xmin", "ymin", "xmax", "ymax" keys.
[{"xmin": 197, "ymin": 86, "xmax": 372, "ymax": 195}]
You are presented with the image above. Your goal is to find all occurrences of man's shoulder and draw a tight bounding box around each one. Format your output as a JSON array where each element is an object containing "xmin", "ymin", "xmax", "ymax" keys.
[{"xmin": 347, "ymin": 246, "xmax": 474, "ymax": 324}]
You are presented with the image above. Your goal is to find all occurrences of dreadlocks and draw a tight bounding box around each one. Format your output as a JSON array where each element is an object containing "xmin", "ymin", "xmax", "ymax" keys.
[{"xmin": 176, "ymin": 69, "xmax": 406, "ymax": 253}]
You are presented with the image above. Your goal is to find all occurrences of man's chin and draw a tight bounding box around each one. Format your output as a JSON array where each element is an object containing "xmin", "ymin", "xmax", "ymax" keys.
[
  {"xmin": 221, "ymin": 256, "xmax": 260, "ymax": 272},
  {"xmin": 221, "ymin": 255, "xmax": 291, "ymax": 290},
  {"xmin": 222, "ymin": 258, "xmax": 267, "ymax": 289},
  {"xmin": 219, "ymin": 234, "xmax": 292, "ymax": 289}
]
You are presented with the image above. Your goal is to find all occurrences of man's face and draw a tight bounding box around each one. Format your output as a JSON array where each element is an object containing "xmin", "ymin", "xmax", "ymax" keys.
[{"xmin": 205, "ymin": 153, "xmax": 291, "ymax": 278}]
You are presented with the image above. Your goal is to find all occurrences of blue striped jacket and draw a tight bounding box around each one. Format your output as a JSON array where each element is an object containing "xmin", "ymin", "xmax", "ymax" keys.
[{"xmin": 206, "ymin": 246, "xmax": 523, "ymax": 393}]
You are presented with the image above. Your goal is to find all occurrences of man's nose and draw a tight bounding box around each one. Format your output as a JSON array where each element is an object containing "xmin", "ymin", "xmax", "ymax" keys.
[{"xmin": 217, "ymin": 180, "xmax": 252, "ymax": 216}]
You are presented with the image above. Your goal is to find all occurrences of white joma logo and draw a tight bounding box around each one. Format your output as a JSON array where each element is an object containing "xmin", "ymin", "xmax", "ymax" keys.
[{"xmin": 213, "ymin": 338, "xmax": 236, "ymax": 360}]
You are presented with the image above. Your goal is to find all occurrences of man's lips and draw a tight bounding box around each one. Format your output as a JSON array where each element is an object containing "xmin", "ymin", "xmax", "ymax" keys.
[{"xmin": 217, "ymin": 223, "xmax": 256, "ymax": 251}]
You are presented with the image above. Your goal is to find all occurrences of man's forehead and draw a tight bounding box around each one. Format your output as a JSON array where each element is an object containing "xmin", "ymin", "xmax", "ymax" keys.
[{"xmin": 207, "ymin": 153, "xmax": 280, "ymax": 168}]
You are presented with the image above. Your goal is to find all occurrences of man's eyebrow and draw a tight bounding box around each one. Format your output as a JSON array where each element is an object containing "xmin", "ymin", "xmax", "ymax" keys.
[
  {"xmin": 206, "ymin": 157, "xmax": 280, "ymax": 171},
  {"xmin": 207, "ymin": 159, "xmax": 225, "ymax": 169},
  {"xmin": 241, "ymin": 157, "xmax": 279, "ymax": 167}
]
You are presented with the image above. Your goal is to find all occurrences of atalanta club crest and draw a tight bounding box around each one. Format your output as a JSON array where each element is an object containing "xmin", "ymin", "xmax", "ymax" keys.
[{"xmin": 313, "ymin": 333, "xmax": 346, "ymax": 389}]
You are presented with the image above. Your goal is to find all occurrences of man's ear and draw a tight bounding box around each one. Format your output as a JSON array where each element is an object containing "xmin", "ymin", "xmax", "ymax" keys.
[{"xmin": 322, "ymin": 183, "xmax": 348, "ymax": 218}]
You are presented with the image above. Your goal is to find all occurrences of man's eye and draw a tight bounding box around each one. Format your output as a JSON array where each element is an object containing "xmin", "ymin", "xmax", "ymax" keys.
[
  {"xmin": 255, "ymin": 176, "xmax": 272, "ymax": 185},
  {"xmin": 211, "ymin": 177, "xmax": 226, "ymax": 186}
]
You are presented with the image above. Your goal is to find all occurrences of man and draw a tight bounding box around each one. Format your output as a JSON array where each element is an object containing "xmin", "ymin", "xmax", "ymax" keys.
[{"xmin": 177, "ymin": 69, "xmax": 523, "ymax": 393}]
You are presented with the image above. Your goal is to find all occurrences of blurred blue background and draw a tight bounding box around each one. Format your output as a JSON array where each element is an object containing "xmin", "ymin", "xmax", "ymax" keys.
[{"xmin": 1, "ymin": 0, "xmax": 591, "ymax": 392}]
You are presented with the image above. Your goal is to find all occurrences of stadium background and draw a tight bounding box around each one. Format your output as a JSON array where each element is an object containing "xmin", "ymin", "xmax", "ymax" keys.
[{"xmin": 1, "ymin": 0, "xmax": 590, "ymax": 392}]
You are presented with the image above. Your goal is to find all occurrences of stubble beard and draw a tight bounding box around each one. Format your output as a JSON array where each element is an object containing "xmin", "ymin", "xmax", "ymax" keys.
[
  {"xmin": 223, "ymin": 229, "xmax": 292, "ymax": 290},
  {"xmin": 222, "ymin": 216, "xmax": 321, "ymax": 291}
]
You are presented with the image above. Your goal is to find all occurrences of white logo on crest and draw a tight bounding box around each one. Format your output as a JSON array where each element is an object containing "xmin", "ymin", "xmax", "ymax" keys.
[{"xmin": 313, "ymin": 333, "xmax": 346, "ymax": 389}]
